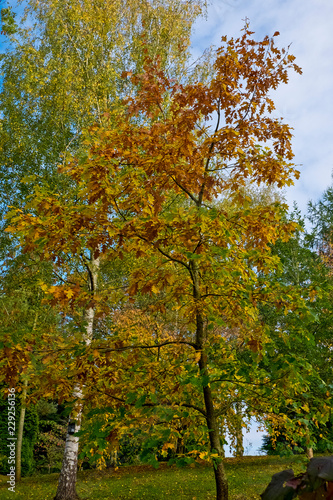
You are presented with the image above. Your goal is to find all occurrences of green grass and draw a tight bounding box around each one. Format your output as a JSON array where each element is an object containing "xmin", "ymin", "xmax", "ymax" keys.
[{"xmin": 0, "ymin": 455, "xmax": 309, "ymax": 499}]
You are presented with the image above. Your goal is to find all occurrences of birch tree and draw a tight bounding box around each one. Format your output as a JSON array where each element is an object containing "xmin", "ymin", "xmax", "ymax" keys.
[{"xmin": 0, "ymin": 0, "xmax": 206, "ymax": 211}]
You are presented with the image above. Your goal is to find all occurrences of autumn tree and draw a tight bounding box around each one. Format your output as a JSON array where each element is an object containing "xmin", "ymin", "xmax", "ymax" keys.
[
  {"xmin": 7, "ymin": 24, "xmax": 320, "ymax": 500},
  {"xmin": 81, "ymin": 27, "xmax": 304, "ymax": 499},
  {"xmin": 68, "ymin": 28, "xmax": 309, "ymax": 500}
]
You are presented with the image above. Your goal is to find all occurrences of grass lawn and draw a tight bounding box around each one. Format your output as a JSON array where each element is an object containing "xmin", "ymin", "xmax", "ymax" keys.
[{"xmin": 0, "ymin": 455, "xmax": 309, "ymax": 499}]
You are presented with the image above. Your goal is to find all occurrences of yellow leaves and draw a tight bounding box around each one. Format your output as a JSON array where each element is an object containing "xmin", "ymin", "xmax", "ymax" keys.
[
  {"xmin": 188, "ymin": 449, "xmax": 212, "ymax": 462},
  {"xmin": 39, "ymin": 283, "xmax": 85, "ymax": 309},
  {"xmin": 48, "ymin": 285, "xmax": 60, "ymax": 297},
  {"xmin": 194, "ymin": 351, "xmax": 201, "ymax": 363},
  {"xmin": 40, "ymin": 282, "xmax": 49, "ymax": 293},
  {"xmin": 309, "ymin": 289, "xmax": 317, "ymax": 302},
  {"xmin": 147, "ymin": 193, "xmax": 154, "ymax": 206},
  {"xmin": 42, "ymin": 392, "xmax": 54, "ymax": 398},
  {"xmin": 162, "ymin": 442, "xmax": 175, "ymax": 452},
  {"xmin": 42, "ymin": 355, "xmax": 53, "ymax": 365},
  {"xmin": 65, "ymin": 289, "xmax": 75, "ymax": 299}
]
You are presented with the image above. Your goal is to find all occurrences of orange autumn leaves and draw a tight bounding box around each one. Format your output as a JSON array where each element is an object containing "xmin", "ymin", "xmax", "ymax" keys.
[
  {"xmin": 5, "ymin": 25, "xmax": 303, "ymax": 407},
  {"xmin": 8, "ymin": 25, "xmax": 301, "ymax": 254}
]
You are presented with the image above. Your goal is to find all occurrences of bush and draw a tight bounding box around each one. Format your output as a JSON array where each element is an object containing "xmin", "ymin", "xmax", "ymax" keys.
[
  {"xmin": 117, "ymin": 435, "xmax": 143, "ymax": 465},
  {"xmin": 34, "ymin": 400, "xmax": 67, "ymax": 474},
  {"xmin": 260, "ymin": 434, "xmax": 303, "ymax": 456},
  {"xmin": 34, "ymin": 422, "xmax": 66, "ymax": 473},
  {"xmin": 261, "ymin": 420, "xmax": 333, "ymax": 457},
  {"xmin": 261, "ymin": 456, "xmax": 333, "ymax": 499},
  {"xmin": 21, "ymin": 404, "xmax": 39, "ymax": 476}
]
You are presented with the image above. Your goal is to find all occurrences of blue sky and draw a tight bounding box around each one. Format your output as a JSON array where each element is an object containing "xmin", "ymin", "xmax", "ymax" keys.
[{"xmin": 192, "ymin": 0, "xmax": 333, "ymax": 218}]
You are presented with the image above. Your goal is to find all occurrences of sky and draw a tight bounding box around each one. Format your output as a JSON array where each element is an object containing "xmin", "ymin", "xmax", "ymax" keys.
[
  {"xmin": 192, "ymin": 0, "xmax": 333, "ymax": 219},
  {"xmin": 192, "ymin": 0, "xmax": 333, "ymax": 455},
  {"xmin": 222, "ymin": 419, "xmax": 264, "ymax": 458}
]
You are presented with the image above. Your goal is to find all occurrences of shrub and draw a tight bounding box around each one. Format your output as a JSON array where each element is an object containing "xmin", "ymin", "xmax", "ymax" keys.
[{"xmin": 261, "ymin": 456, "xmax": 333, "ymax": 499}]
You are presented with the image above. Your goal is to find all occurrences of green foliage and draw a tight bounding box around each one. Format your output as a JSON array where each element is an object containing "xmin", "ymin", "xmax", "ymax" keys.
[
  {"xmin": 34, "ymin": 420, "xmax": 66, "ymax": 474},
  {"xmin": 34, "ymin": 400, "xmax": 67, "ymax": 474},
  {"xmin": 308, "ymin": 183, "xmax": 333, "ymax": 250},
  {"xmin": 117, "ymin": 435, "xmax": 143, "ymax": 465},
  {"xmin": 21, "ymin": 404, "xmax": 38, "ymax": 477},
  {"xmin": 0, "ymin": 391, "xmax": 39, "ymax": 477},
  {"xmin": 0, "ymin": 7, "xmax": 17, "ymax": 35},
  {"xmin": 260, "ymin": 435, "xmax": 304, "ymax": 457},
  {"xmin": 258, "ymin": 207, "xmax": 333, "ymax": 452},
  {"xmin": 261, "ymin": 418, "xmax": 333, "ymax": 457}
]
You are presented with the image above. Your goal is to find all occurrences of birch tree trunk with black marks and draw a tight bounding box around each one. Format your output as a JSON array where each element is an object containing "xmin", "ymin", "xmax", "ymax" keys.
[{"xmin": 54, "ymin": 256, "xmax": 99, "ymax": 500}]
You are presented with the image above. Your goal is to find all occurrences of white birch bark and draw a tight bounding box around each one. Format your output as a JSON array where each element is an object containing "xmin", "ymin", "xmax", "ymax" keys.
[{"xmin": 54, "ymin": 256, "xmax": 99, "ymax": 500}]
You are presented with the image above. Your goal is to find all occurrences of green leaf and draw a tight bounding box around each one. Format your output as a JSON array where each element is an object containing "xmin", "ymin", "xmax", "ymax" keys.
[{"xmin": 135, "ymin": 394, "xmax": 146, "ymax": 408}]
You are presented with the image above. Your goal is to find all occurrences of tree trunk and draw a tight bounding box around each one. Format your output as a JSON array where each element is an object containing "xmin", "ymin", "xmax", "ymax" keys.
[
  {"xmin": 16, "ymin": 312, "xmax": 38, "ymax": 482},
  {"xmin": 235, "ymin": 402, "xmax": 244, "ymax": 458},
  {"xmin": 306, "ymin": 447, "xmax": 314, "ymax": 459},
  {"xmin": 54, "ymin": 256, "xmax": 99, "ymax": 500},
  {"xmin": 213, "ymin": 459, "xmax": 229, "ymax": 500},
  {"xmin": 192, "ymin": 258, "xmax": 228, "ymax": 500},
  {"xmin": 200, "ymin": 355, "xmax": 229, "ymax": 500},
  {"xmin": 16, "ymin": 377, "xmax": 28, "ymax": 482},
  {"xmin": 54, "ymin": 384, "xmax": 82, "ymax": 500}
]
